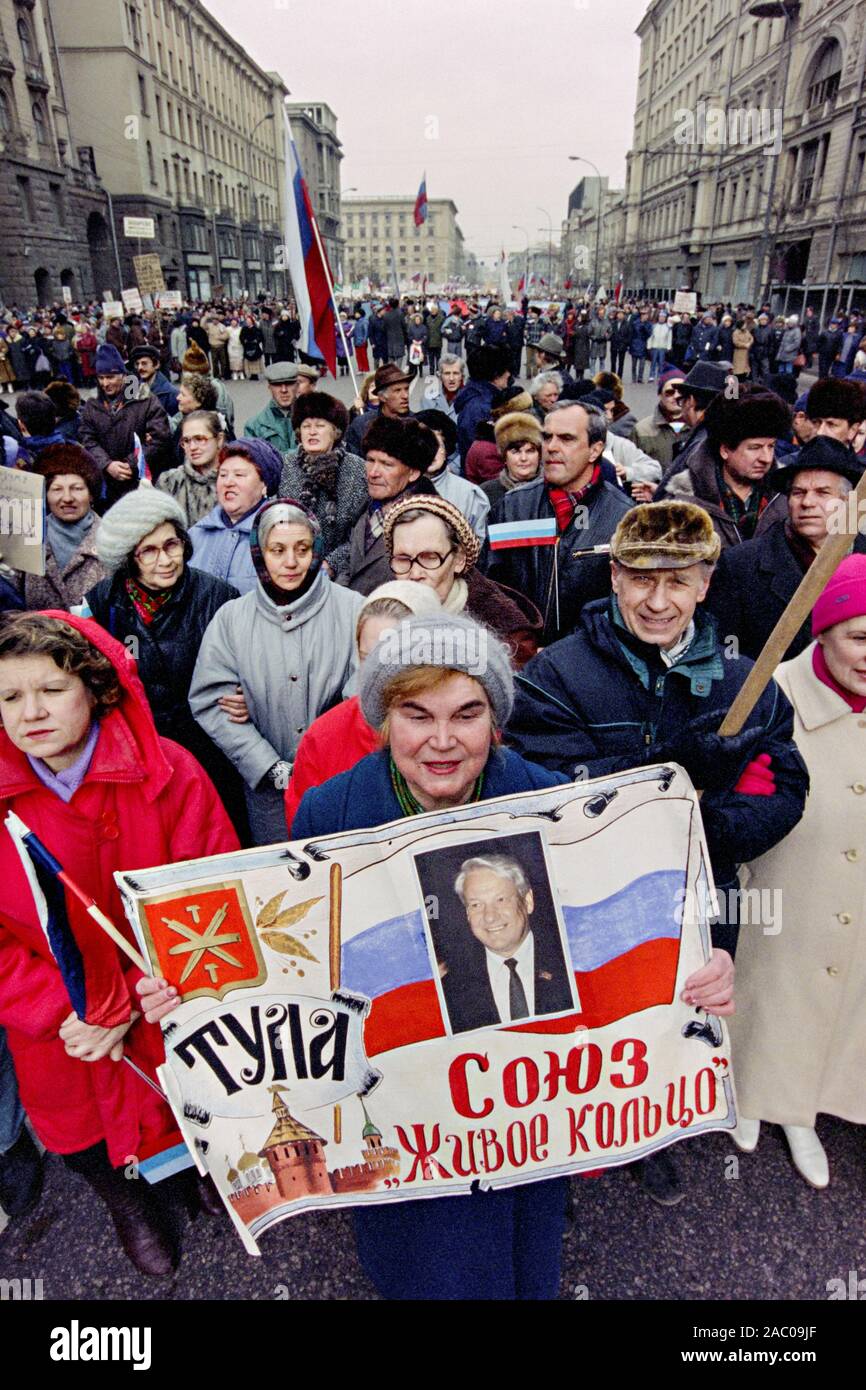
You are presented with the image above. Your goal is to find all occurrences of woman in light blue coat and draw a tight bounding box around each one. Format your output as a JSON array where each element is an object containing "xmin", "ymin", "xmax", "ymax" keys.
[
  {"xmin": 189, "ymin": 498, "xmax": 363, "ymax": 844},
  {"xmin": 189, "ymin": 437, "xmax": 282, "ymax": 595}
]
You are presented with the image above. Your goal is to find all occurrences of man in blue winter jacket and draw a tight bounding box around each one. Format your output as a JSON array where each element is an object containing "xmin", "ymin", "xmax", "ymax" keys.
[{"xmin": 506, "ymin": 498, "xmax": 809, "ymax": 1205}]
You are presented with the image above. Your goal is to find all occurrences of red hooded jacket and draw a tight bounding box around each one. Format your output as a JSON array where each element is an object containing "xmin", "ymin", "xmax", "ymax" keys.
[{"xmin": 0, "ymin": 612, "xmax": 239, "ymax": 1165}]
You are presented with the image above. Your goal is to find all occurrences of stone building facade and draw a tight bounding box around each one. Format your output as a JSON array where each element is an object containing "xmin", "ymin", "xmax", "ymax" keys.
[
  {"xmin": 622, "ymin": 0, "xmax": 866, "ymax": 316},
  {"xmin": 51, "ymin": 0, "xmax": 293, "ymax": 300},
  {"xmin": 0, "ymin": 0, "xmax": 107, "ymax": 308},
  {"xmin": 341, "ymin": 195, "xmax": 466, "ymax": 290}
]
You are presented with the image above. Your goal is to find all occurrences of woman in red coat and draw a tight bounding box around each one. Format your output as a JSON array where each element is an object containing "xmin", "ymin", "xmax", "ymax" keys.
[{"xmin": 0, "ymin": 611, "xmax": 239, "ymax": 1274}]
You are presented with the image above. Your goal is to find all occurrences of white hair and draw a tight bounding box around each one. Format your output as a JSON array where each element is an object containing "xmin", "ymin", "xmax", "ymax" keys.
[
  {"xmin": 454, "ymin": 854, "xmax": 531, "ymax": 903},
  {"xmin": 439, "ymin": 355, "xmax": 465, "ymax": 377},
  {"xmin": 530, "ymin": 370, "xmax": 563, "ymax": 399}
]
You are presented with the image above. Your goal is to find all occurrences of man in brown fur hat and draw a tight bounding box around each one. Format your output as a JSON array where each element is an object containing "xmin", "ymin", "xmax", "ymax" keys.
[{"xmin": 506, "ymin": 498, "xmax": 808, "ymax": 1204}]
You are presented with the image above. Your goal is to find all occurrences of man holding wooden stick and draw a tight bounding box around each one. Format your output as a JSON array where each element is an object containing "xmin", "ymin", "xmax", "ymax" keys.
[{"xmin": 507, "ymin": 499, "xmax": 811, "ymax": 1205}]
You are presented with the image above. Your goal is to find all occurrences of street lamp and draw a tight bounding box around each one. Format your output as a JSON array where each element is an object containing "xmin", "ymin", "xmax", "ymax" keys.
[
  {"xmin": 512, "ymin": 224, "xmax": 529, "ymax": 292},
  {"xmin": 537, "ymin": 206, "xmax": 553, "ymax": 290},
  {"xmin": 569, "ymin": 155, "xmax": 603, "ymax": 298},
  {"xmin": 747, "ymin": 1, "xmax": 801, "ymax": 308}
]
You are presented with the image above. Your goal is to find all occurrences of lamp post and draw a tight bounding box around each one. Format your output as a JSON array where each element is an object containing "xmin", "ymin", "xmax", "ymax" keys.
[
  {"xmin": 569, "ymin": 155, "xmax": 603, "ymax": 298},
  {"xmin": 747, "ymin": 1, "xmax": 801, "ymax": 309},
  {"xmin": 512, "ymin": 224, "xmax": 529, "ymax": 293},
  {"xmin": 537, "ymin": 206, "xmax": 553, "ymax": 290}
]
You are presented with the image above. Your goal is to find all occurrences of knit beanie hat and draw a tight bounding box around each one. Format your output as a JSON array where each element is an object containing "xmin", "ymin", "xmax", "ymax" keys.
[
  {"xmin": 94, "ymin": 343, "xmax": 126, "ymax": 375},
  {"xmin": 182, "ymin": 342, "xmax": 211, "ymax": 373},
  {"xmin": 382, "ymin": 492, "xmax": 481, "ymax": 570},
  {"xmin": 221, "ymin": 437, "xmax": 283, "ymax": 495},
  {"xmin": 812, "ymin": 555, "xmax": 866, "ymax": 636},
  {"xmin": 359, "ymin": 612, "xmax": 514, "ymax": 730},
  {"xmin": 32, "ymin": 442, "xmax": 101, "ymax": 500},
  {"xmin": 658, "ymin": 367, "xmax": 686, "ymax": 393},
  {"xmin": 96, "ymin": 490, "xmax": 187, "ymax": 573},
  {"xmin": 494, "ymin": 410, "xmax": 542, "ymax": 456}
]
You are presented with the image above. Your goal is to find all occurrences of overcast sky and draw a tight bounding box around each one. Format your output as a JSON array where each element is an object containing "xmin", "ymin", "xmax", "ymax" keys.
[{"xmin": 206, "ymin": 0, "xmax": 648, "ymax": 263}]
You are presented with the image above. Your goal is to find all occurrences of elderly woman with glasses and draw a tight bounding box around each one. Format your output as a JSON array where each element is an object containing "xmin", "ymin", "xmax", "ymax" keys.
[
  {"xmin": 383, "ymin": 493, "xmax": 542, "ymax": 667},
  {"xmin": 82, "ymin": 489, "xmax": 248, "ymax": 838},
  {"xmin": 138, "ymin": 612, "xmax": 572, "ymax": 1301}
]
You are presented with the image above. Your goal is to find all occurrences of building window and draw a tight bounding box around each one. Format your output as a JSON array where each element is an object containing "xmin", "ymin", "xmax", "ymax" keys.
[
  {"xmin": 146, "ymin": 139, "xmax": 156, "ymax": 184},
  {"xmin": 138, "ymin": 73, "xmax": 148, "ymax": 115},
  {"xmin": 17, "ymin": 175, "xmax": 35, "ymax": 222},
  {"xmin": 0, "ymin": 89, "xmax": 12, "ymax": 136},
  {"xmin": 49, "ymin": 181, "xmax": 66, "ymax": 226},
  {"xmin": 32, "ymin": 101, "xmax": 48, "ymax": 147},
  {"xmin": 806, "ymin": 40, "xmax": 842, "ymax": 111},
  {"xmin": 16, "ymin": 18, "xmax": 34, "ymax": 62}
]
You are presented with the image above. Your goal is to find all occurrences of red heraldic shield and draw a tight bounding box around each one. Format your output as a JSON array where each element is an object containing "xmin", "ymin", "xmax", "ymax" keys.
[{"xmin": 138, "ymin": 880, "xmax": 266, "ymax": 1003}]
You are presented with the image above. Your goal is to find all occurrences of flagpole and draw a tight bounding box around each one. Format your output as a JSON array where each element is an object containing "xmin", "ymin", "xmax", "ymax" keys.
[{"xmin": 58, "ymin": 871, "xmax": 150, "ymax": 975}]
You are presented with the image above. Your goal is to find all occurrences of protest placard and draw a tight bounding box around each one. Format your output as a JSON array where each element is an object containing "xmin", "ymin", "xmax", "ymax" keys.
[
  {"xmin": 133, "ymin": 254, "xmax": 165, "ymax": 296},
  {"xmin": 0, "ymin": 469, "xmax": 44, "ymax": 576},
  {"xmin": 121, "ymin": 287, "xmax": 144, "ymax": 314},
  {"xmin": 673, "ymin": 291, "xmax": 698, "ymax": 315},
  {"xmin": 117, "ymin": 765, "xmax": 734, "ymax": 1256}
]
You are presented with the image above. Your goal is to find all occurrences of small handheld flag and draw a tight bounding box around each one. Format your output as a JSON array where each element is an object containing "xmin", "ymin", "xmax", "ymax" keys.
[
  {"xmin": 414, "ymin": 174, "xmax": 428, "ymax": 227},
  {"xmin": 488, "ymin": 517, "xmax": 559, "ymax": 550},
  {"xmin": 132, "ymin": 432, "xmax": 151, "ymax": 484}
]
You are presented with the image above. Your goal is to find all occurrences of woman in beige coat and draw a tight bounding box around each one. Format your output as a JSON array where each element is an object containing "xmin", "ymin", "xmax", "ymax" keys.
[
  {"xmin": 732, "ymin": 321, "xmax": 754, "ymax": 380},
  {"xmin": 730, "ymin": 555, "xmax": 866, "ymax": 1187}
]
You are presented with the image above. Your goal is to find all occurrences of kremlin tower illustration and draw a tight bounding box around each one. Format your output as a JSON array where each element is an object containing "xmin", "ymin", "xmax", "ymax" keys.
[{"xmin": 225, "ymin": 1085, "xmax": 400, "ymax": 1225}]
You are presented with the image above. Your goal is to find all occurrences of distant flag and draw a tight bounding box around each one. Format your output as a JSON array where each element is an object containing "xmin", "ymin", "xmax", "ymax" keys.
[
  {"xmin": 528, "ymin": 271, "xmax": 537, "ymax": 288},
  {"xmin": 517, "ymin": 275, "xmax": 526, "ymax": 294},
  {"xmin": 488, "ymin": 517, "xmax": 559, "ymax": 550},
  {"xmin": 564, "ymin": 278, "xmax": 573, "ymax": 290},
  {"xmin": 282, "ymin": 112, "xmax": 337, "ymax": 376},
  {"xmin": 614, "ymin": 275, "xmax": 624, "ymax": 303},
  {"xmin": 410, "ymin": 272, "xmax": 421, "ymax": 284},
  {"xmin": 498, "ymin": 248, "xmax": 512, "ymax": 305},
  {"xmin": 132, "ymin": 432, "xmax": 150, "ymax": 484},
  {"xmin": 422, "ymin": 274, "xmax": 428, "ymax": 295},
  {"xmin": 388, "ymin": 243, "xmax": 400, "ymax": 295},
  {"xmin": 414, "ymin": 173, "xmax": 428, "ymax": 227}
]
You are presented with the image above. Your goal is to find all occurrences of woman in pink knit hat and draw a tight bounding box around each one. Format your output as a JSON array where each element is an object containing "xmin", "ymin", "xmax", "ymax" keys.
[{"xmin": 729, "ymin": 553, "xmax": 866, "ymax": 1187}]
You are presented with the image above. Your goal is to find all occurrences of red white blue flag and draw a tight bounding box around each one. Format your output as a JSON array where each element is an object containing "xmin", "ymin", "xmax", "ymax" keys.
[
  {"xmin": 133, "ymin": 432, "xmax": 150, "ymax": 483},
  {"xmin": 283, "ymin": 113, "xmax": 336, "ymax": 377},
  {"xmin": 488, "ymin": 517, "xmax": 559, "ymax": 550},
  {"xmin": 414, "ymin": 174, "xmax": 428, "ymax": 227}
]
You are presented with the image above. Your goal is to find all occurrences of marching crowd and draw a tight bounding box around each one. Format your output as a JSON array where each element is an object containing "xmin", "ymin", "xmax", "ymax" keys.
[{"xmin": 0, "ymin": 285, "xmax": 864, "ymax": 1300}]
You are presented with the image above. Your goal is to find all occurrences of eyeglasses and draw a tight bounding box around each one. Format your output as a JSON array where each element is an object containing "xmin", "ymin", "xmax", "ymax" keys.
[
  {"xmin": 391, "ymin": 547, "xmax": 456, "ymax": 574},
  {"xmin": 134, "ymin": 537, "xmax": 184, "ymax": 565},
  {"xmin": 661, "ymin": 388, "xmax": 684, "ymax": 399},
  {"xmin": 181, "ymin": 435, "xmax": 215, "ymax": 448}
]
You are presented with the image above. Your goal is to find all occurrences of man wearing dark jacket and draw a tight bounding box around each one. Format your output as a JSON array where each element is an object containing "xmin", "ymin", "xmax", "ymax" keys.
[
  {"xmin": 383, "ymin": 298, "xmax": 407, "ymax": 364},
  {"xmin": 344, "ymin": 362, "xmax": 414, "ymax": 456},
  {"xmin": 657, "ymin": 386, "xmax": 792, "ymax": 549},
  {"xmin": 454, "ymin": 344, "xmax": 511, "ymax": 466},
  {"xmin": 78, "ymin": 343, "xmax": 171, "ymax": 502},
  {"xmin": 506, "ymin": 498, "xmax": 809, "ymax": 1203},
  {"xmin": 484, "ymin": 400, "xmax": 633, "ymax": 644},
  {"xmin": 129, "ymin": 344, "xmax": 179, "ymax": 417},
  {"xmin": 340, "ymin": 414, "xmax": 438, "ymax": 594},
  {"xmin": 706, "ymin": 437, "xmax": 865, "ymax": 661}
]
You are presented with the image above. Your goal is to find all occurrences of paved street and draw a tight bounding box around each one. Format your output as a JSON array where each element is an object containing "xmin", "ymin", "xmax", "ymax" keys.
[{"xmin": 1, "ymin": 1116, "xmax": 864, "ymax": 1300}]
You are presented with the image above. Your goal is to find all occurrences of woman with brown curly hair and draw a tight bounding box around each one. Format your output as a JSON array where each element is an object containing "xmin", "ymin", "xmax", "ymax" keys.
[{"xmin": 0, "ymin": 612, "xmax": 238, "ymax": 1274}]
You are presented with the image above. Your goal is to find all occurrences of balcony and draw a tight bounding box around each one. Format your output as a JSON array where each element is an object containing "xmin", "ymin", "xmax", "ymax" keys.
[{"xmin": 23, "ymin": 56, "xmax": 49, "ymax": 91}]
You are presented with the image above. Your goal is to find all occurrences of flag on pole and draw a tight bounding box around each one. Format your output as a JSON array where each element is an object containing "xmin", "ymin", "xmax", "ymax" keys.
[
  {"xmin": 132, "ymin": 432, "xmax": 150, "ymax": 484},
  {"xmin": 498, "ymin": 248, "xmax": 512, "ymax": 305},
  {"xmin": 282, "ymin": 112, "xmax": 336, "ymax": 376},
  {"xmin": 388, "ymin": 243, "xmax": 400, "ymax": 295},
  {"xmin": 488, "ymin": 517, "xmax": 559, "ymax": 550},
  {"xmin": 410, "ymin": 272, "xmax": 421, "ymax": 284},
  {"xmin": 414, "ymin": 174, "xmax": 428, "ymax": 227},
  {"xmin": 517, "ymin": 275, "xmax": 526, "ymax": 294},
  {"xmin": 614, "ymin": 275, "xmax": 624, "ymax": 303}
]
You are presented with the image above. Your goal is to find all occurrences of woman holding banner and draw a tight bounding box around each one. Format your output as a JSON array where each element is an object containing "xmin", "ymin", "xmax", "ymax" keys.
[{"xmin": 0, "ymin": 612, "xmax": 238, "ymax": 1274}]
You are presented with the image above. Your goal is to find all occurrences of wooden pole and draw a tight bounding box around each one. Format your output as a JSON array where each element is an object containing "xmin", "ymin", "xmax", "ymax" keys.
[
  {"xmin": 716, "ymin": 469, "xmax": 866, "ymax": 737},
  {"xmin": 329, "ymin": 863, "xmax": 343, "ymax": 1144},
  {"xmin": 57, "ymin": 871, "xmax": 150, "ymax": 975}
]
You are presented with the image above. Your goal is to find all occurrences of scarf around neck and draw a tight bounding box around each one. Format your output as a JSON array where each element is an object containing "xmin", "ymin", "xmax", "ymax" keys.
[
  {"xmin": 47, "ymin": 510, "xmax": 93, "ymax": 573},
  {"xmin": 389, "ymin": 755, "xmax": 484, "ymax": 817},
  {"xmin": 125, "ymin": 577, "xmax": 174, "ymax": 625}
]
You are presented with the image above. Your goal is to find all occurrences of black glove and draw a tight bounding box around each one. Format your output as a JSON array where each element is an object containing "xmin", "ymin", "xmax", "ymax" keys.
[{"xmin": 647, "ymin": 711, "xmax": 765, "ymax": 794}]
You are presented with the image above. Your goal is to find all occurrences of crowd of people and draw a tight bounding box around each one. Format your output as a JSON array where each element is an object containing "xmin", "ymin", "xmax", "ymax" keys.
[{"xmin": 0, "ymin": 282, "xmax": 864, "ymax": 1300}]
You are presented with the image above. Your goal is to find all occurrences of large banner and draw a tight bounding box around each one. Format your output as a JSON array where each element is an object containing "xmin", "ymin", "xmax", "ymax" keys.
[{"xmin": 117, "ymin": 765, "xmax": 735, "ymax": 1256}]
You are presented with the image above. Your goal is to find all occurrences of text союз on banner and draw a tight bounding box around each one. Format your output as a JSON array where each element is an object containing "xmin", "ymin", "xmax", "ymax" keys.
[{"xmin": 116, "ymin": 764, "xmax": 734, "ymax": 1256}]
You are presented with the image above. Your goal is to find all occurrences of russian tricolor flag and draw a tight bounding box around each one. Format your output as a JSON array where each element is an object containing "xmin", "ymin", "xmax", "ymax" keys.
[
  {"xmin": 340, "ymin": 868, "xmax": 684, "ymax": 1055},
  {"xmin": 414, "ymin": 174, "xmax": 428, "ymax": 227},
  {"xmin": 488, "ymin": 517, "xmax": 559, "ymax": 550},
  {"xmin": 283, "ymin": 113, "xmax": 337, "ymax": 377},
  {"xmin": 133, "ymin": 432, "xmax": 151, "ymax": 484}
]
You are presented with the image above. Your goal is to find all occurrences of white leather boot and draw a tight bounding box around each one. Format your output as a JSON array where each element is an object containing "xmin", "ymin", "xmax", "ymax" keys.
[
  {"xmin": 783, "ymin": 1125, "xmax": 829, "ymax": 1188},
  {"xmin": 731, "ymin": 1115, "xmax": 761, "ymax": 1152}
]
